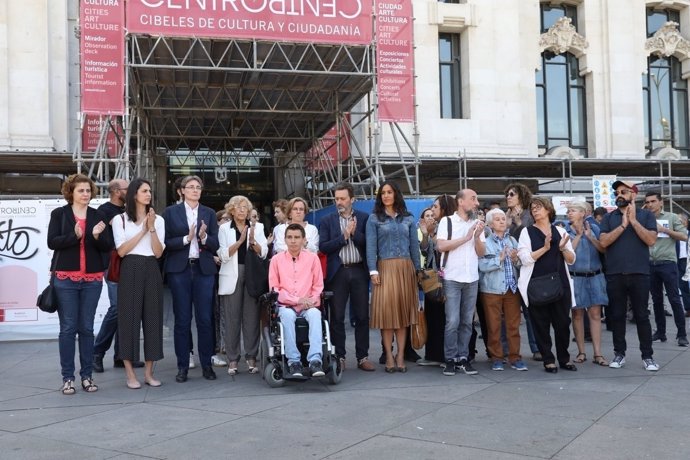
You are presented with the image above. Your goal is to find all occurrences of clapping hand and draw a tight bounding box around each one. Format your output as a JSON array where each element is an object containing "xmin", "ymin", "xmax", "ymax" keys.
[{"xmin": 198, "ymin": 220, "xmax": 208, "ymax": 240}]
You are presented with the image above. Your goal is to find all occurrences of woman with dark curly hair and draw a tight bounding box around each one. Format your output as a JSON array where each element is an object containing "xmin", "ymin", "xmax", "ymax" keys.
[
  {"xmin": 366, "ymin": 181, "xmax": 422, "ymax": 372},
  {"xmin": 48, "ymin": 174, "xmax": 111, "ymax": 395},
  {"xmin": 417, "ymin": 194, "xmax": 456, "ymax": 365}
]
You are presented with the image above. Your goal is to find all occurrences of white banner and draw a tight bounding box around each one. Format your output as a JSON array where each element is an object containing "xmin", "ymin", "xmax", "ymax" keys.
[
  {"xmin": 0, "ymin": 199, "xmax": 110, "ymax": 341},
  {"xmin": 551, "ymin": 195, "xmax": 587, "ymax": 217}
]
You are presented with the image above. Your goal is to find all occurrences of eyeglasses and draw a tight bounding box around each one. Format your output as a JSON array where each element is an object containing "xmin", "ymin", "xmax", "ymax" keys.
[
  {"xmin": 505, "ymin": 191, "xmax": 516, "ymax": 198},
  {"xmin": 184, "ymin": 186, "xmax": 203, "ymax": 191},
  {"xmin": 530, "ymin": 204, "xmax": 544, "ymax": 211},
  {"xmin": 614, "ymin": 189, "xmax": 632, "ymax": 196}
]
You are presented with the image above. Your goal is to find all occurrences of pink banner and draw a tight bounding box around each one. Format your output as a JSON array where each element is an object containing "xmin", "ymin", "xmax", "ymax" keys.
[
  {"xmin": 80, "ymin": 0, "xmax": 125, "ymax": 114},
  {"xmin": 305, "ymin": 115, "xmax": 351, "ymax": 171},
  {"xmin": 126, "ymin": 0, "xmax": 373, "ymax": 45},
  {"xmin": 376, "ymin": 1, "xmax": 415, "ymax": 123},
  {"xmin": 82, "ymin": 115, "xmax": 122, "ymax": 158}
]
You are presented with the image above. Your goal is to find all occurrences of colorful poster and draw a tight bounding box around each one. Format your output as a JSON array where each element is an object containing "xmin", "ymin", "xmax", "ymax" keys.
[
  {"xmin": 80, "ymin": 0, "xmax": 125, "ymax": 114},
  {"xmin": 592, "ymin": 175, "xmax": 617, "ymax": 211},
  {"xmin": 126, "ymin": 0, "xmax": 373, "ymax": 45},
  {"xmin": 0, "ymin": 199, "xmax": 110, "ymax": 341},
  {"xmin": 376, "ymin": 0, "xmax": 415, "ymax": 122}
]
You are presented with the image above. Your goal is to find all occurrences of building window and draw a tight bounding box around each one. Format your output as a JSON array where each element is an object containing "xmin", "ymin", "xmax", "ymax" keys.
[
  {"xmin": 643, "ymin": 9, "xmax": 689, "ymax": 156},
  {"xmin": 439, "ymin": 33, "xmax": 462, "ymax": 119},
  {"xmin": 536, "ymin": 4, "xmax": 587, "ymax": 156}
]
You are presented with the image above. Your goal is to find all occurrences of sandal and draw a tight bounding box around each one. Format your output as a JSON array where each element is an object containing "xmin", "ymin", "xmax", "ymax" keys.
[
  {"xmin": 593, "ymin": 355, "xmax": 609, "ymax": 366},
  {"xmin": 574, "ymin": 353, "xmax": 587, "ymax": 363},
  {"xmin": 227, "ymin": 361, "xmax": 238, "ymax": 376},
  {"xmin": 247, "ymin": 359, "xmax": 259, "ymax": 374},
  {"xmin": 61, "ymin": 380, "xmax": 76, "ymax": 395},
  {"xmin": 81, "ymin": 377, "xmax": 98, "ymax": 392}
]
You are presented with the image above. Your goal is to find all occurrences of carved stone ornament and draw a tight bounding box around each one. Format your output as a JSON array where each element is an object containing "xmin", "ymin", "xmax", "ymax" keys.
[
  {"xmin": 539, "ymin": 17, "xmax": 589, "ymax": 57},
  {"xmin": 645, "ymin": 21, "xmax": 690, "ymax": 60}
]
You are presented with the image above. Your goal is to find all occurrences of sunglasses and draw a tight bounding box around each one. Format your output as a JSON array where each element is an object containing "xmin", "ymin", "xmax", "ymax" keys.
[
  {"xmin": 505, "ymin": 191, "xmax": 516, "ymax": 198},
  {"xmin": 614, "ymin": 189, "xmax": 632, "ymax": 196}
]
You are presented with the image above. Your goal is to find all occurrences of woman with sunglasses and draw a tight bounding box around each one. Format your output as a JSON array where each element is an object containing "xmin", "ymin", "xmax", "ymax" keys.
[{"xmin": 504, "ymin": 183, "xmax": 542, "ymax": 361}]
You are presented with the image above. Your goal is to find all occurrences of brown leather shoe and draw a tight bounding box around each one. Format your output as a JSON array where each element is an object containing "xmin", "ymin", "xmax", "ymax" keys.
[{"xmin": 357, "ymin": 357, "xmax": 376, "ymax": 371}]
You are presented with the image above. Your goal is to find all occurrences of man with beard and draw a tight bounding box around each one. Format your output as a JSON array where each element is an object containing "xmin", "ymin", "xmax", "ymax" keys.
[
  {"xmin": 599, "ymin": 180, "xmax": 659, "ymax": 371},
  {"xmin": 318, "ymin": 182, "xmax": 374, "ymax": 371}
]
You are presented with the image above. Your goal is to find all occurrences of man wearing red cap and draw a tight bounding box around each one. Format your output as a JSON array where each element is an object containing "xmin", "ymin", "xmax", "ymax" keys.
[{"xmin": 599, "ymin": 180, "xmax": 659, "ymax": 371}]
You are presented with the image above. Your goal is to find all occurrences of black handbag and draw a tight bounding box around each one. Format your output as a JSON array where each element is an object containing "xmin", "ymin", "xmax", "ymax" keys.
[
  {"xmin": 244, "ymin": 248, "xmax": 269, "ymax": 298},
  {"xmin": 527, "ymin": 272, "xmax": 563, "ymax": 306},
  {"xmin": 37, "ymin": 252, "xmax": 60, "ymax": 313}
]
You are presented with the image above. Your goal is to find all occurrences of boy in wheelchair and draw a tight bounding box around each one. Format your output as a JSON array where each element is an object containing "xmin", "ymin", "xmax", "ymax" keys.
[{"xmin": 268, "ymin": 223, "xmax": 325, "ymax": 378}]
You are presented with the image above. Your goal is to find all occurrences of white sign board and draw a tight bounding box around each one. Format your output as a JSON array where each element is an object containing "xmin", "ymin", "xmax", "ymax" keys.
[
  {"xmin": 551, "ymin": 196, "xmax": 588, "ymax": 217},
  {"xmin": 592, "ymin": 175, "xmax": 617, "ymax": 211},
  {"xmin": 0, "ymin": 199, "xmax": 110, "ymax": 341}
]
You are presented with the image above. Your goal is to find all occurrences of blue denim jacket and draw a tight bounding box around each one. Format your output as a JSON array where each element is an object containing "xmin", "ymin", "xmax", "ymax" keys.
[
  {"xmin": 565, "ymin": 222, "xmax": 603, "ymax": 273},
  {"xmin": 366, "ymin": 212, "xmax": 421, "ymax": 272},
  {"xmin": 478, "ymin": 231, "xmax": 520, "ymax": 295}
]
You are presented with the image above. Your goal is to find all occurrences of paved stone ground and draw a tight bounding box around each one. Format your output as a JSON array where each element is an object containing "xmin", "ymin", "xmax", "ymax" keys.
[{"xmin": 1, "ymin": 310, "xmax": 689, "ymax": 459}]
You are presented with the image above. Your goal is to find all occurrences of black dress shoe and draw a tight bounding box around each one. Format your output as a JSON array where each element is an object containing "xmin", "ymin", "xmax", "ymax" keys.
[
  {"xmin": 559, "ymin": 362, "xmax": 577, "ymax": 371},
  {"xmin": 175, "ymin": 369, "xmax": 188, "ymax": 383},
  {"xmin": 93, "ymin": 355, "xmax": 104, "ymax": 373},
  {"xmin": 202, "ymin": 366, "xmax": 217, "ymax": 380},
  {"xmin": 544, "ymin": 365, "xmax": 558, "ymax": 373}
]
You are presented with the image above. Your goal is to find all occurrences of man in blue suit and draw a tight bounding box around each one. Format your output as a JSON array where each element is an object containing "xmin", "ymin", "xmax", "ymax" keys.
[
  {"xmin": 319, "ymin": 182, "xmax": 374, "ymax": 371},
  {"xmin": 163, "ymin": 175, "xmax": 220, "ymax": 382}
]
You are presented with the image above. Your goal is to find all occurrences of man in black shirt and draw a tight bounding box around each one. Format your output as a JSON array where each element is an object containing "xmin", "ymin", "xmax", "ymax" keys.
[{"xmin": 600, "ymin": 180, "xmax": 659, "ymax": 371}]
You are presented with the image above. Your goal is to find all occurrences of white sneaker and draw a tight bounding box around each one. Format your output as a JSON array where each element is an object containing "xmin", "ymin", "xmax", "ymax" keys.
[
  {"xmin": 643, "ymin": 358, "xmax": 659, "ymax": 371},
  {"xmin": 212, "ymin": 354, "xmax": 227, "ymax": 367},
  {"xmin": 609, "ymin": 354, "xmax": 625, "ymax": 369},
  {"xmin": 189, "ymin": 352, "xmax": 196, "ymax": 369}
]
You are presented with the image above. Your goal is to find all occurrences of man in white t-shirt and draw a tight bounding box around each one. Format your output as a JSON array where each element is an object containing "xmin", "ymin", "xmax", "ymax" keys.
[{"xmin": 436, "ymin": 189, "xmax": 486, "ymax": 376}]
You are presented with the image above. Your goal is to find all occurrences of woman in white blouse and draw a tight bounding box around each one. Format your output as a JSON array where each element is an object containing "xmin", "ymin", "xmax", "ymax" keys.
[
  {"xmin": 113, "ymin": 178, "xmax": 166, "ymax": 389},
  {"xmin": 217, "ymin": 196, "xmax": 269, "ymax": 374},
  {"xmin": 271, "ymin": 197, "xmax": 319, "ymax": 253}
]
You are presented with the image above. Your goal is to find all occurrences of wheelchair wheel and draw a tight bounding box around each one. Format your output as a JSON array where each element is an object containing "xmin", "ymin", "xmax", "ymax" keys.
[
  {"xmin": 327, "ymin": 358, "xmax": 342, "ymax": 385},
  {"xmin": 264, "ymin": 363, "xmax": 285, "ymax": 388}
]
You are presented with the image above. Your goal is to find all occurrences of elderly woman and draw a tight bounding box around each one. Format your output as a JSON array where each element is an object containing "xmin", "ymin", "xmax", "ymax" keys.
[
  {"xmin": 218, "ymin": 196, "xmax": 269, "ymax": 375},
  {"xmin": 48, "ymin": 174, "xmax": 111, "ymax": 395},
  {"xmin": 504, "ymin": 182, "xmax": 541, "ymax": 361},
  {"xmin": 113, "ymin": 178, "xmax": 166, "ymax": 388},
  {"xmin": 479, "ymin": 208, "xmax": 527, "ymax": 371},
  {"xmin": 366, "ymin": 181, "xmax": 422, "ymax": 372},
  {"xmin": 566, "ymin": 201, "xmax": 608, "ymax": 366},
  {"xmin": 517, "ymin": 196, "xmax": 577, "ymax": 373},
  {"xmin": 272, "ymin": 197, "xmax": 319, "ymax": 253}
]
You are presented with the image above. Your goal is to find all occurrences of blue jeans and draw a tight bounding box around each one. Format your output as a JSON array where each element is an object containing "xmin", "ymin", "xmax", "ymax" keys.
[
  {"xmin": 443, "ymin": 279, "xmax": 478, "ymax": 361},
  {"xmin": 278, "ymin": 306, "xmax": 322, "ymax": 364},
  {"xmin": 168, "ymin": 264, "xmax": 215, "ymax": 370},
  {"xmin": 650, "ymin": 261, "xmax": 687, "ymax": 338},
  {"xmin": 522, "ymin": 304, "xmax": 540, "ymax": 353},
  {"xmin": 93, "ymin": 277, "xmax": 119, "ymax": 359},
  {"xmin": 54, "ymin": 277, "xmax": 103, "ymax": 382}
]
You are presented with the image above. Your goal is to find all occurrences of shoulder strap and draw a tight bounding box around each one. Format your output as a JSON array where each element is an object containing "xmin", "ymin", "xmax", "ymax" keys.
[{"xmin": 440, "ymin": 217, "xmax": 452, "ymax": 270}]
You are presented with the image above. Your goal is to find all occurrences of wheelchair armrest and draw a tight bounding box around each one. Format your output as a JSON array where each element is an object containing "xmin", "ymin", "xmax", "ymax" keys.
[
  {"xmin": 321, "ymin": 291, "xmax": 334, "ymax": 301},
  {"xmin": 259, "ymin": 290, "xmax": 279, "ymax": 307}
]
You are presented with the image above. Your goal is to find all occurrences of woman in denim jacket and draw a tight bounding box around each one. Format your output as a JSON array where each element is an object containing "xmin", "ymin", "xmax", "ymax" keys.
[
  {"xmin": 478, "ymin": 208, "xmax": 527, "ymax": 372},
  {"xmin": 366, "ymin": 181, "xmax": 422, "ymax": 372}
]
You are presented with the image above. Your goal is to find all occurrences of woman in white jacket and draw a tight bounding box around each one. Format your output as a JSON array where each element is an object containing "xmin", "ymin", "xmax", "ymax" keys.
[
  {"xmin": 517, "ymin": 196, "xmax": 577, "ymax": 374},
  {"xmin": 217, "ymin": 196, "xmax": 268, "ymax": 375}
]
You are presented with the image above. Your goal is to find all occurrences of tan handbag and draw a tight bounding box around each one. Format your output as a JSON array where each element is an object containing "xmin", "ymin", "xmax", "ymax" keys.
[{"xmin": 411, "ymin": 308, "xmax": 428, "ymax": 350}]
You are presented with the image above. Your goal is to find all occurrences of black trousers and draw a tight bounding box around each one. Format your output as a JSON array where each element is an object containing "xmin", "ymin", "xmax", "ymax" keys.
[
  {"xmin": 423, "ymin": 296, "xmax": 445, "ymax": 362},
  {"xmin": 327, "ymin": 264, "xmax": 370, "ymax": 360},
  {"xmin": 528, "ymin": 293, "xmax": 571, "ymax": 366}
]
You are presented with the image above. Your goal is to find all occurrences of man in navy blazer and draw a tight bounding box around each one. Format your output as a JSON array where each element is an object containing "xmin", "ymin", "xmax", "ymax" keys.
[
  {"xmin": 163, "ymin": 175, "xmax": 220, "ymax": 382},
  {"xmin": 319, "ymin": 182, "xmax": 374, "ymax": 371}
]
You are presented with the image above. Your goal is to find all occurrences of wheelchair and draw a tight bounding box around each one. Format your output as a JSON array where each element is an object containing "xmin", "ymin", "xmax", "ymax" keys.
[{"xmin": 258, "ymin": 290, "xmax": 343, "ymax": 387}]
